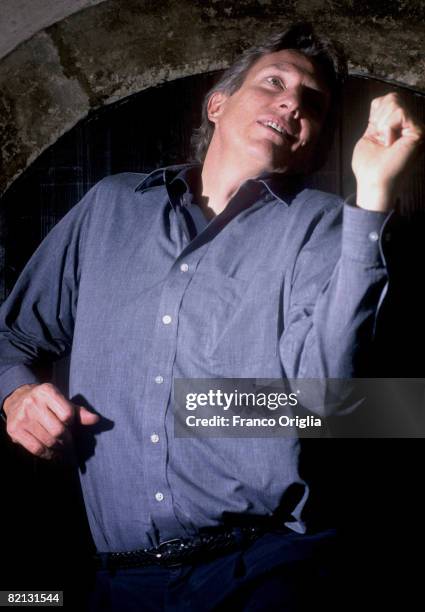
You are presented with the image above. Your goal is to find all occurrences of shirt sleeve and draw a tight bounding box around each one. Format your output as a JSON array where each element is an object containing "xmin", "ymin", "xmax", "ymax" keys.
[
  {"xmin": 279, "ymin": 202, "xmax": 390, "ymax": 411},
  {"xmin": 0, "ymin": 187, "xmax": 94, "ymax": 407}
]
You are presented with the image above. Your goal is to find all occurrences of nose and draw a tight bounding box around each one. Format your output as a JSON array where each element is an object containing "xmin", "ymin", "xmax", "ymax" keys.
[{"xmin": 278, "ymin": 87, "xmax": 302, "ymax": 120}]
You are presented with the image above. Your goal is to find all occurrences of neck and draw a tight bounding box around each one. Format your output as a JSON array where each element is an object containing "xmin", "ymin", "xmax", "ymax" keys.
[{"xmin": 200, "ymin": 140, "xmax": 275, "ymax": 218}]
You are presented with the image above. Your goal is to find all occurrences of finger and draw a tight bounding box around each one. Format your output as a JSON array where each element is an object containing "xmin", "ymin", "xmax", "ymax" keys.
[
  {"xmin": 370, "ymin": 92, "xmax": 405, "ymax": 122},
  {"xmin": 35, "ymin": 383, "xmax": 76, "ymax": 424},
  {"xmin": 383, "ymin": 124, "xmax": 399, "ymax": 147},
  {"xmin": 76, "ymin": 406, "xmax": 100, "ymax": 426},
  {"xmin": 364, "ymin": 121, "xmax": 389, "ymax": 146},
  {"xmin": 368, "ymin": 108, "xmax": 401, "ymax": 144},
  {"xmin": 10, "ymin": 429, "xmax": 54, "ymax": 459},
  {"xmin": 24, "ymin": 420, "xmax": 58, "ymax": 449},
  {"xmin": 33, "ymin": 403, "xmax": 68, "ymax": 438},
  {"xmin": 366, "ymin": 110, "xmax": 414, "ymax": 147},
  {"xmin": 370, "ymin": 96, "xmax": 422, "ymax": 144},
  {"xmin": 401, "ymin": 121, "xmax": 425, "ymax": 143}
]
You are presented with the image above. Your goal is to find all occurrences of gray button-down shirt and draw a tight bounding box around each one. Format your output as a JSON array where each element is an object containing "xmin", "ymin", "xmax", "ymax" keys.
[{"xmin": 0, "ymin": 164, "xmax": 389, "ymax": 552}]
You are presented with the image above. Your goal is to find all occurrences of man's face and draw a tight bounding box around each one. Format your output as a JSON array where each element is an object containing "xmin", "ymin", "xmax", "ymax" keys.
[{"xmin": 207, "ymin": 49, "xmax": 331, "ymax": 175}]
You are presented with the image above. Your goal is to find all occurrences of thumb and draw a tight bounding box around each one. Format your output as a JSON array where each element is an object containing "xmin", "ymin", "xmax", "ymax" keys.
[{"xmin": 75, "ymin": 405, "xmax": 100, "ymax": 425}]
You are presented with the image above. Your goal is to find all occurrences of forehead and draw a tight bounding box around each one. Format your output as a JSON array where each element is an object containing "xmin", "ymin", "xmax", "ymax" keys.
[{"xmin": 246, "ymin": 49, "xmax": 328, "ymax": 91}]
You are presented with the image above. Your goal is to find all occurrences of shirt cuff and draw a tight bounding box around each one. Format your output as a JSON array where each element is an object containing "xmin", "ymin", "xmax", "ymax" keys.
[
  {"xmin": 342, "ymin": 198, "xmax": 392, "ymax": 266},
  {"xmin": 0, "ymin": 364, "xmax": 41, "ymax": 412}
]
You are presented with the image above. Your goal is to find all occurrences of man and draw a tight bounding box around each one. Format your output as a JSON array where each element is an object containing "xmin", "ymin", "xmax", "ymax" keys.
[{"xmin": 0, "ymin": 23, "xmax": 423, "ymax": 611}]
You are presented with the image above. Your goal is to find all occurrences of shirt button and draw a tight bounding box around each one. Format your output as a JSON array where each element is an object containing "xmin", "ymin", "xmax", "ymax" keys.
[
  {"xmin": 150, "ymin": 433, "xmax": 160, "ymax": 444},
  {"xmin": 155, "ymin": 375, "xmax": 164, "ymax": 384},
  {"xmin": 368, "ymin": 231, "xmax": 379, "ymax": 242},
  {"xmin": 180, "ymin": 263, "xmax": 189, "ymax": 272},
  {"xmin": 162, "ymin": 315, "xmax": 172, "ymax": 325},
  {"xmin": 155, "ymin": 492, "xmax": 164, "ymax": 502}
]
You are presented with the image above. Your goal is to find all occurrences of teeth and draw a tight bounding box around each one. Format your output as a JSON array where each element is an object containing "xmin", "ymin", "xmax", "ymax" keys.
[{"xmin": 265, "ymin": 120, "xmax": 285, "ymax": 135}]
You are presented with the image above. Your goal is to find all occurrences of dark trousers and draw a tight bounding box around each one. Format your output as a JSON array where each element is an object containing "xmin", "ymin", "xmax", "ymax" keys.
[{"xmin": 89, "ymin": 529, "xmax": 336, "ymax": 611}]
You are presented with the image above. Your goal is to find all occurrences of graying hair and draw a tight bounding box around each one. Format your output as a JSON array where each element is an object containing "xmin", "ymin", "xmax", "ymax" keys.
[{"xmin": 191, "ymin": 22, "xmax": 347, "ymax": 172}]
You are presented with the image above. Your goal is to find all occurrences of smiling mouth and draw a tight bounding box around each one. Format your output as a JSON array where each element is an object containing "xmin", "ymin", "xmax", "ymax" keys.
[{"xmin": 258, "ymin": 120, "xmax": 296, "ymax": 143}]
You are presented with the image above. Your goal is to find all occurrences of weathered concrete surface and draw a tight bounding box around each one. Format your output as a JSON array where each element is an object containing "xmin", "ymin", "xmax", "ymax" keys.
[
  {"xmin": 0, "ymin": 32, "xmax": 89, "ymax": 191},
  {"xmin": 1, "ymin": 0, "xmax": 424, "ymax": 195},
  {"xmin": 0, "ymin": 0, "xmax": 107, "ymax": 60}
]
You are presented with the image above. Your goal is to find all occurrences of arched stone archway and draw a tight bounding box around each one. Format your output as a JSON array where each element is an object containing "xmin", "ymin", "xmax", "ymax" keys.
[
  {"xmin": 1, "ymin": 0, "xmax": 424, "ymax": 195},
  {"xmin": 1, "ymin": 5, "xmax": 425, "ymax": 606},
  {"xmin": 0, "ymin": 0, "xmax": 108, "ymax": 60}
]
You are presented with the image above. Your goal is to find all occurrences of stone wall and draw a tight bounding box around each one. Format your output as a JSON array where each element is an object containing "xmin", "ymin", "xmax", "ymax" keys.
[
  {"xmin": 0, "ymin": 0, "xmax": 107, "ymax": 60},
  {"xmin": 1, "ymin": 0, "xmax": 424, "ymax": 195}
]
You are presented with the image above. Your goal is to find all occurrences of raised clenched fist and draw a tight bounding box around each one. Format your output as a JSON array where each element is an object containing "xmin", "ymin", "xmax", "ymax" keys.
[{"xmin": 352, "ymin": 92, "xmax": 424, "ymax": 212}]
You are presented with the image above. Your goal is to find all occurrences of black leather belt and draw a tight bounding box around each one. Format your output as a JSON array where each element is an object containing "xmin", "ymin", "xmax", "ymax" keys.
[{"xmin": 94, "ymin": 527, "xmax": 264, "ymax": 570}]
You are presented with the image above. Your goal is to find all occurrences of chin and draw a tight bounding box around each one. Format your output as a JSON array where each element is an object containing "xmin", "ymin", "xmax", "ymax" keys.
[
  {"xmin": 243, "ymin": 145, "xmax": 285, "ymax": 173},
  {"xmin": 256, "ymin": 139, "xmax": 298, "ymax": 165}
]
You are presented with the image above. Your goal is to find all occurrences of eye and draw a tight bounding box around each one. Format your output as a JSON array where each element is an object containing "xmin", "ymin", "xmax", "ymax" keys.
[{"xmin": 266, "ymin": 76, "xmax": 285, "ymax": 89}]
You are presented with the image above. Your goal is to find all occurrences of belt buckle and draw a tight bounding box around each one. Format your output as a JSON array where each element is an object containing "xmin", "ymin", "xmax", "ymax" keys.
[
  {"xmin": 157, "ymin": 537, "xmax": 184, "ymax": 551},
  {"xmin": 154, "ymin": 538, "xmax": 186, "ymax": 567}
]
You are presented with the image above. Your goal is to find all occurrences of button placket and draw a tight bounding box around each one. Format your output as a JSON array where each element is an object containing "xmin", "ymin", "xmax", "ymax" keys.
[{"xmin": 140, "ymin": 258, "xmax": 197, "ymax": 532}]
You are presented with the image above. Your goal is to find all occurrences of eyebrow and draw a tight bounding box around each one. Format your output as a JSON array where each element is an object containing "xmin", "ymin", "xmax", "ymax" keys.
[{"xmin": 262, "ymin": 63, "xmax": 313, "ymax": 77}]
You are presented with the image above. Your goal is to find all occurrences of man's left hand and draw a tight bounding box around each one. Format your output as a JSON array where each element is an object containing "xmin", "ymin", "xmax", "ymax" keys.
[{"xmin": 352, "ymin": 92, "xmax": 424, "ymax": 212}]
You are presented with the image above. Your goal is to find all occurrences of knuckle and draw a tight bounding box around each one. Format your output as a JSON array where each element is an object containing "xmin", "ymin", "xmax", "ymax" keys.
[
  {"xmin": 385, "ymin": 92, "xmax": 399, "ymax": 104},
  {"xmin": 30, "ymin": 442, "xmax": 44, "ymax": 456},
  {"xmin": 21, "ymin": 398, "xmax": 38, "ymax": 418},
  {"xmin": 52, "ymin": 423, "xmax": 66, "ymax": 437},
  {"xmin": 37, "ymin": 382, "xmax": 55, "ymax": 396},
  {"xmin": 61, "ymin": 406, "xmax": 75, "ymax": 423},
  {"xmin": 6, "ymin": 422, "xmax": 18, "ymax": 438},
  {"xmin": 12, "ymin": 416, "xmax": 25, "ymax": 432},
  {"xmin": 391, "ymin": 94, "xmax": 404, "ymax": 110},
  {"xmin": 15, "ymin": 412, "xmax": 28, "ymax": 429},
  {"xmin": 21, "ymin": 406, "xmax": 35, "ymax": 422},
  {"xmin": 22, "ymin": 395, "xmax": 36, "ymax": 408},
  {"xmin": 381, "ymin": 92, "xmax": 400, "ymax": 110}
]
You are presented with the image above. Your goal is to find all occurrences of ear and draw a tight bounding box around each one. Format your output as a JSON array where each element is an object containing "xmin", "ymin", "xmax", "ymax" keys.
[{"xmin": 207, "ymin": 91, "xmax": 228, "ymax": 124}]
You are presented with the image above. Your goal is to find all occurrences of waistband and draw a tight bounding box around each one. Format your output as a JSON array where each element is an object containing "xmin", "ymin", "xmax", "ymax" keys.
[{"xmin": 94, "ymin": 526, "xmax": 268, "ymax": 570}]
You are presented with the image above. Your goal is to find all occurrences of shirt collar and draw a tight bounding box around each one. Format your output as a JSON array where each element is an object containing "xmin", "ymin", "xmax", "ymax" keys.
[
  {"xmin": 255, "ymin": 173, "xmax": 306, "ymax": 207},
  {"xmin": 134, "ymin": 163, "xmax": 199, "ymax": 194},
  {"xmin": 135, "ymin": 163, "xmax": 305, "ymax": 207}
]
